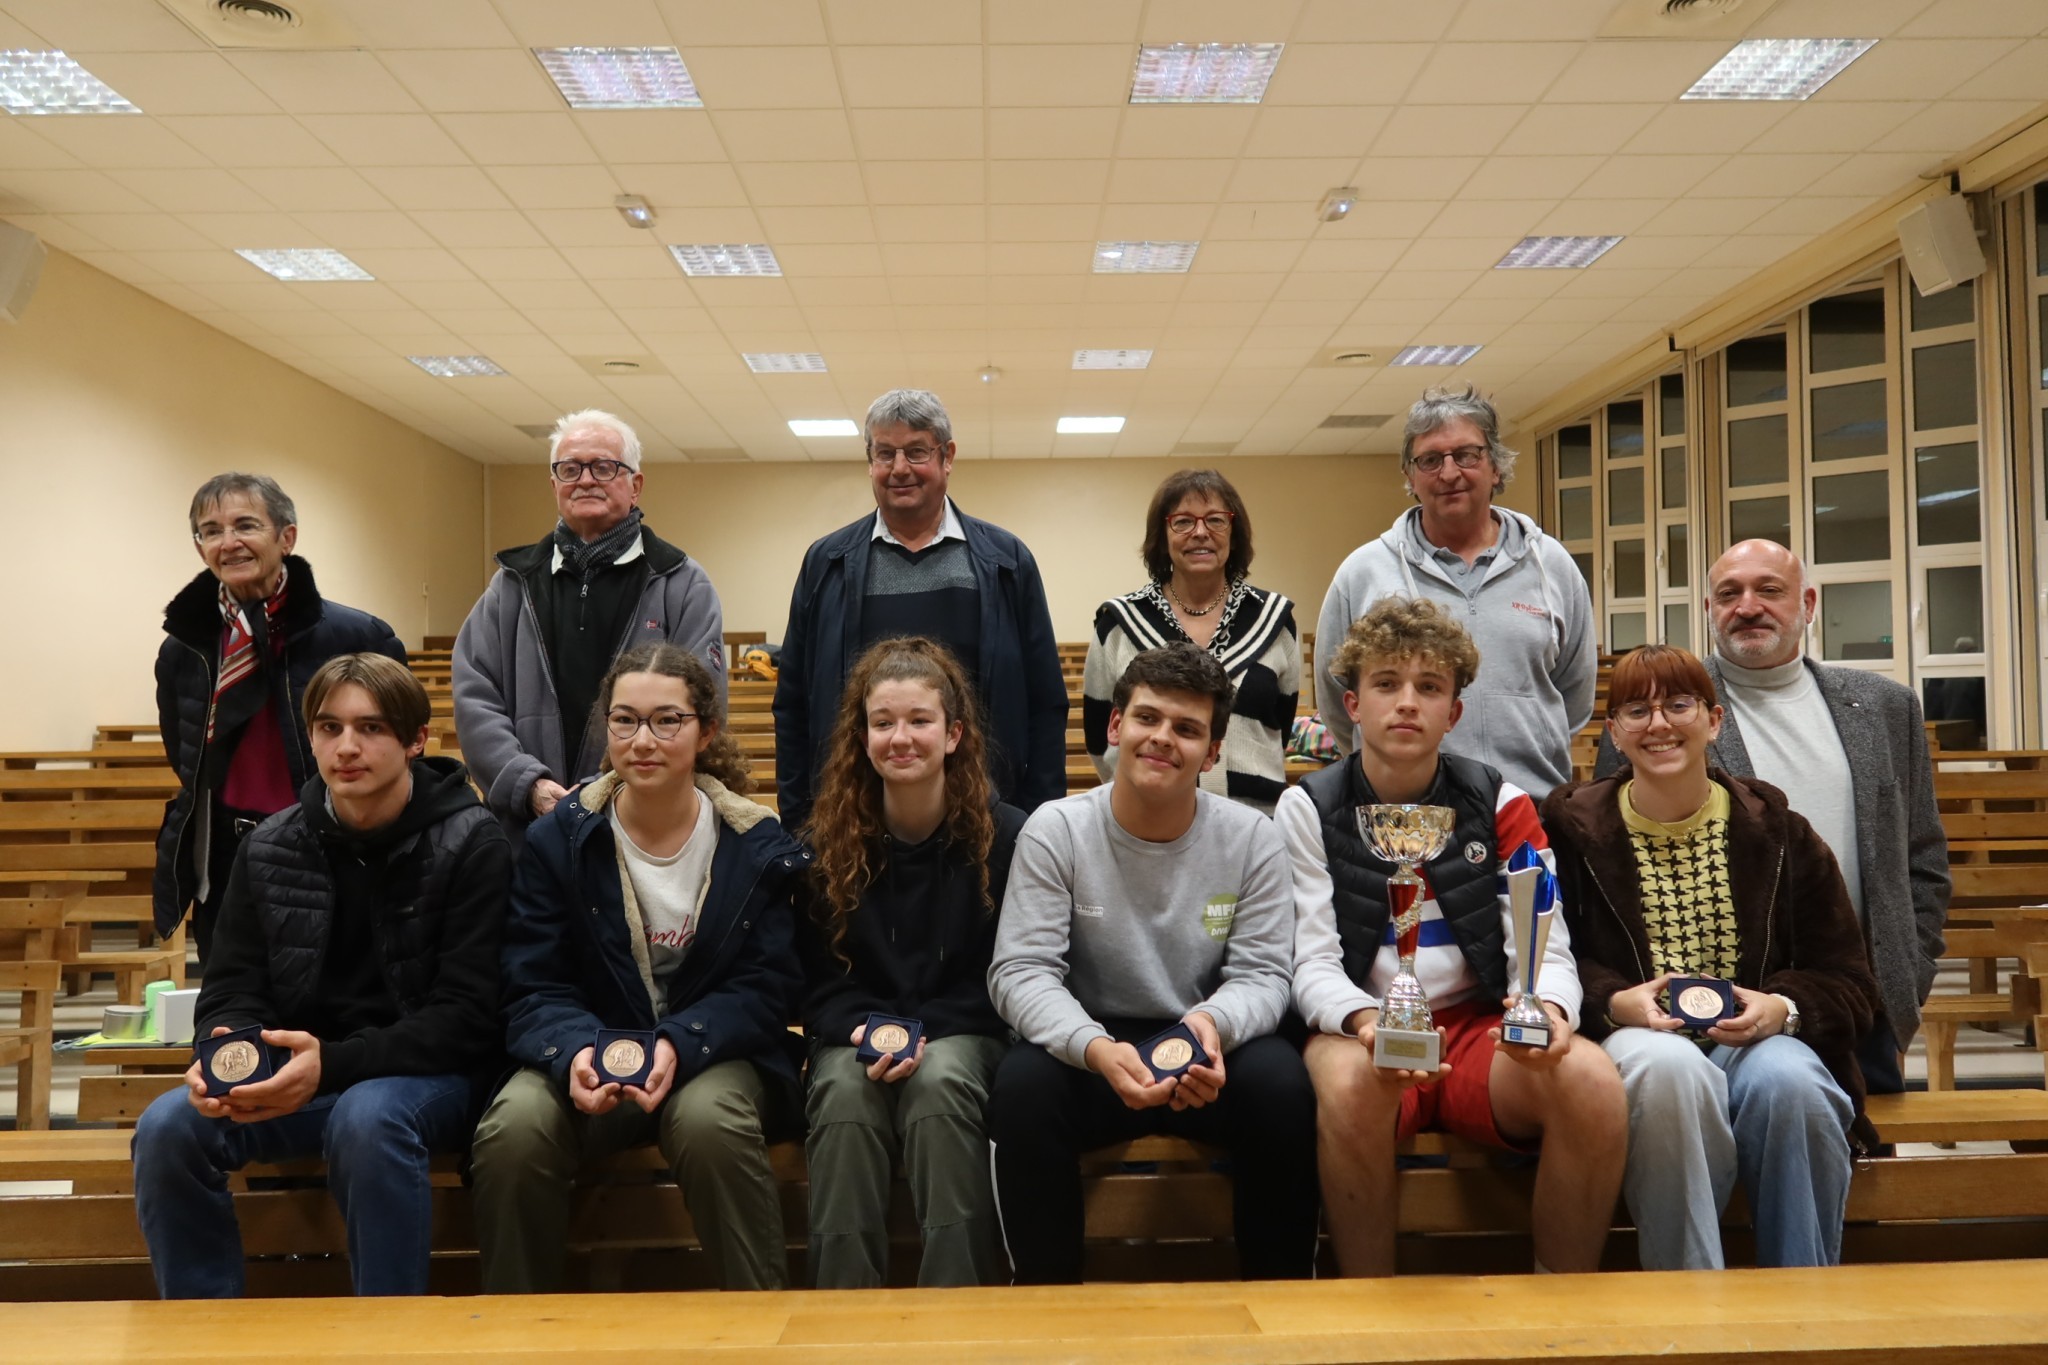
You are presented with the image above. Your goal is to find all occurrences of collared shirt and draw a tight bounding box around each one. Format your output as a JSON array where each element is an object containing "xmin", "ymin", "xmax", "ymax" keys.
[
  {"xmin": 550, "ymin": 532, "xmax": 645, "ymax": 575},
  {"xmin": 1411, "ymin": 507, "xmax": 1520, "ymax": 586},
  {"xmin": 872, "ymin": 498, "xmax": 965, "ymax": 549}
]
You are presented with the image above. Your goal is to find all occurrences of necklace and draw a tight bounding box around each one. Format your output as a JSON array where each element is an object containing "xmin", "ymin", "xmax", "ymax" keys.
[{"xmin": 1165, "ymin": 578, "xmax": 1225, "ymax": 617}]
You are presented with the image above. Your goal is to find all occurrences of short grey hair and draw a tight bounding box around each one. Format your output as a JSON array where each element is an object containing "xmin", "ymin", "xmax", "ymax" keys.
[
  {"xmin": 864, "ymin": 388, "xmax": 952, "ymax": 450},
  {"xmin": 1400, "ymin": 383, "xmax": 1517, "ymax": 490},
  {"xmin": 551, "ymin": 408, "xmax": 642, "ymax": 471},
  {"xmin": 189, "ymin": 473, "xmax": 295, "ymax": 535}
]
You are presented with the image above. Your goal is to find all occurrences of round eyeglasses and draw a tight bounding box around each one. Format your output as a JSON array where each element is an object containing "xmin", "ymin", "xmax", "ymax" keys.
[
  {"xmin": 1611, "ymin": 696, "xmax": 1704, "ymax": 732},
  {"xmin": 607, "ymin": 710, "xmax": 698, "ymax": 741}
]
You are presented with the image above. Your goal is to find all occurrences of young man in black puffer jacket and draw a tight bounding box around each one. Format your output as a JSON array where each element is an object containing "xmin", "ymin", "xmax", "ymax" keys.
[{"xmin": 130, "ymin": 653, "xmax": 509, "ymax": 1299}]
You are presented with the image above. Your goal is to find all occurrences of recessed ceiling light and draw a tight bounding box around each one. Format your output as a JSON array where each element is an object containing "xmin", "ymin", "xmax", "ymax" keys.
[
  {"xmin": 745, "ymin": 352, "xmax": 827, "ymax": 373},
  {"xmin": 789, "ymin": 418, "xmax": 859, "ymax": 437},
  {"xmin": 534, "ymin": 47, "xmax": 702, "ymax": 109},
  {"xmin": 0, "ymin": 50, "xmax": 139, "ymax": 115},
  {"xmin": 1495, "ymin": 235, "xmax": 1624, "ymax": 269},
  {"xmin": 614, "ymin": 194, "xmax": 655, "ymax": 229},
  {"xmin": 1057, "ymin": 416, "xmax": 1126, "ymax": 434},
  {"xmin": 1129, "ymin": 42, "xmax": 1283, "ymax": 104},
  {"xmin": 1682, "ymin": 38, "xmax": 1876, "ymax": 101},
  {"xmin": 1391, "ymin": 345, "xmax": 1482, "ymax": 367},
  {"xmin": 1094, "ymin": 241, "xmax": 1198, "ymax": 274},
  {"xmin": 409, "ymin": 355, "xmax": 506, "ymax": 378},
  {"xmin": 671, "ymin": 243, "xmax": 782, "ymax": 277},
  {"xmin": 1074, "ymin": 349, "xmax": 1153, "ymax": 370},
  {"xmin": 234, "ymin": 248, "xmax": 373, "ymax": 282}
]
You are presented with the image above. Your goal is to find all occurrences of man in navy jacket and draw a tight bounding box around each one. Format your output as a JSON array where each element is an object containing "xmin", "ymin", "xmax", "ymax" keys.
[{"xmin": 773, "ymin": 388, "xmax": 1068, "ymax": 833}]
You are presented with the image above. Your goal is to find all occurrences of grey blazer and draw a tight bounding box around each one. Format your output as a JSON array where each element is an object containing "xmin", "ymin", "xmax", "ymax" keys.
[{"xmin": 1594, "ymin": 655, "xmax": 1948, "ymax": 1050}]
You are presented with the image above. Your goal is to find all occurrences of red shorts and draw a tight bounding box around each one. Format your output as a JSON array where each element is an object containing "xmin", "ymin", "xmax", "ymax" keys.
[{"xmin": 1393, "ymin": 1000, "xmax": 1517, "ymax": 1150}]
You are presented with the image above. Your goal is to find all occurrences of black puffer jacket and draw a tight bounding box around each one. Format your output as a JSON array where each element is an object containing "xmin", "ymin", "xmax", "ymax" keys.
[
  {"xmin": 193, "ymin": 757, "xmax": 511, "ymax": 1094},
  {"xmin": 153, "ymin": 555, "xmax": 406, "ymax": 936}
]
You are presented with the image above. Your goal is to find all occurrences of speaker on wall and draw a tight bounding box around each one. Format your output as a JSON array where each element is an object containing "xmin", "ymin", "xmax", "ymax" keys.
[
  {"xmin": 1897, "ymin": 194, "xmax": 1985, "ymax": 298},
  {"xmin": 0, "ymin": 221, "xmax": 45, "ymax": 324}
]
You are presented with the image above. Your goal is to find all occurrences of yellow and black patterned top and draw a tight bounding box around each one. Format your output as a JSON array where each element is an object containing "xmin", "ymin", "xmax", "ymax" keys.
[{"xmin": 1619, "ymin": 781, "xmax": 1739, "ymax": 982}]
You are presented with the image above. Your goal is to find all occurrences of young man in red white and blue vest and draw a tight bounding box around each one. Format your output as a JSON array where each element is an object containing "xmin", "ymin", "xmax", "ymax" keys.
[{"xmin": 1281, "ymin": 596, "xmax": 1627, "ymax": 1277}]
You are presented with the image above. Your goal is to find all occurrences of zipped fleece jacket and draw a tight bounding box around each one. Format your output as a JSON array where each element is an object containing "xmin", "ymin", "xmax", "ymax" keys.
[
  {"xmin": 1313, "ymin": 506, "xmax": 1595, "ymax": 802},
  {"xmin": 501, "ymin": 771, "xmax": 810, "ymax": 1096},
  {"xmin": 153, "ymin": 554, "xmax": 406, "ymax": 937},
  {"xmin": 1540, "ymin": 768, "xmax": 1880, "ymax": 1131},
  {"xmin": 194, "ymin": 757, "xmax": 510, "ymax": 1095},
  {"xmin": 452, "ymin": 527, "xmax": 725, "ymax": 843}
]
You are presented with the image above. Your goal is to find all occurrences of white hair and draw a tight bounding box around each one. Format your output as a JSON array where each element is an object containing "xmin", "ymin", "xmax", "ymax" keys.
[{"xmin": 549, "ymin": 408, "xmax": 642, "ymax": 471}]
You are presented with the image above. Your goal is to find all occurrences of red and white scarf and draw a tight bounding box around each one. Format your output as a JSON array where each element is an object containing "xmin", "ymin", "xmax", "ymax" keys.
[{"xmin": 205, "ymin": 564, "xmax": 288, "ymax": 744}]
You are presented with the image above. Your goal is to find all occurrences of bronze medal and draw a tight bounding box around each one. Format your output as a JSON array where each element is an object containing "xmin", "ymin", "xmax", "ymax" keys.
[
  {"xmin": 602, "ymin": 1038, "xmax": 646, "ymax": 1078},
  {"xmin": 1150, "ymin": 1036, "xmax": 1194, "ymax": 1071},
  {"xmin": 212, "ymin": 1040, "xmax": 259, "ymax": 1083},
  {"xmin": 870, "ymin": 1023, "xmax": 911, "ymax": 1055},
  {"xmin": 1678, "ymin": 985, "xmax": 1724, "ymax": 1019}
]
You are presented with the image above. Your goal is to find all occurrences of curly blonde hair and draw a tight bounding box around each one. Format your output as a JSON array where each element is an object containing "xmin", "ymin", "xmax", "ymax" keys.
[
  {"xmin": 1331, "ymin": 597, "xmax": 1480, "ymax": 697},
  {"xmin": 805, "ymin": 638, "xmax": 996, "ymax": 958},
  {"xmin": 594, "ymin": 644, "xmax": 752, "ymax": 793}
]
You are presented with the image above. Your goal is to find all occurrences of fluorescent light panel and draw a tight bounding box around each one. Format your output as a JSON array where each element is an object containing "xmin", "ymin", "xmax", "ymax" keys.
[
  {"xmin": 409, "ymin": 355, "xmax": 506, "ymax": 378},
  {"xmin": 1073, "ymin": 349, "xmax": 1153, "ymax": 370},
  {"xmin": 745, "ymin": 352, "xmax": 827, "ymax": 373},
  {"xmin": 1130, "ymin": 43, "xmax": 1283, "ymax": 104},
  {"xmin": 234, "ymin": 248, "xmax": 373, "ymax": 282},
  {"xmin": 1094, "ymin": 241, "xmax": 1198, "ymax": 273},
  {"xmin": 1682, "ymin": 38, "xmax": 1876, "ymax": 101},
  {"xmin": 789, "ymin": 419, "xmax": 859, "ymax": 437},
  {"xmin": 0, "ymin": 50, "xmax": 139, "ymax": 114},
  {"xmin": 1057, "ymin": 416, "xmax": 1126, "ymax": 434},
  {"xmin": 1391, "ymin": 345, "xmax": 1482, "ymax": 367},
  {"xmin": 671, "ymin": 243, "xmax": 782, "ymax": 277},
  {"xmin": 535, "ymin": 47, "xmax": 702, "ymax": 109},
  {"xmin": 1495, "ymin": 235, "xmax": 1623, "ymax": 269}
]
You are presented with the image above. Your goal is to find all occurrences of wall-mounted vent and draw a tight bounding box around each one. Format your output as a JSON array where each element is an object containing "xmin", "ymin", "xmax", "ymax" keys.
[
  {"xmin": 156, "ymin": 0, "xmax": 363, "ymax": 49},
  {"xmin": 1319, "ymin": 414, "xmax": 1392, "ymax": 430},
  {"xmin": 1598, "ymin": 0, "xmax": 1773, "ymax": 39}
]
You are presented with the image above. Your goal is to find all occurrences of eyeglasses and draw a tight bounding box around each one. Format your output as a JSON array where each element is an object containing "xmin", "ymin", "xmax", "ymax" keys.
[
  {"xmin": 1611, "ymin": 695, "xmax": 1705, "ymax": 732},
  {"xmin": 607, "ymin": 709, "xmax": 698, "ymax": 741},
  {"xmin": 1408, "ymin": 445, "xmax": 1488, "ymax": 475},
  {"xmin": 1166, "ymin": 512, "xmax": 1234, "ymax": 537},
  {"xmin": 551, "ymin": 459, "xmax": 631, "ymax": 484},
  {"xmin": 193, "ymin": 517, "xmax": 271, "ymax": 548},
  {"xmin": 868, "ymin": 443, "xmax": 943, "ymax": 467}
]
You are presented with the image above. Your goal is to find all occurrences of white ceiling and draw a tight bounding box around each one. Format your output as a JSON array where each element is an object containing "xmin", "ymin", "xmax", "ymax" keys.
[{"xmin": 2, "ymin": 0, "xmax": 2046, "ymax": 465}]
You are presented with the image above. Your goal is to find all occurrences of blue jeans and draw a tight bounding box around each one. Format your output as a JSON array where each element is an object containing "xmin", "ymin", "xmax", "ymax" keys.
[
  {"xmin": 1603, "ymin": 1029, "xmax": 1853, "ymax": 1270},
  {"xmin": 130, "ymin": 1073, "xmax": 474, "ymax": 1297}
]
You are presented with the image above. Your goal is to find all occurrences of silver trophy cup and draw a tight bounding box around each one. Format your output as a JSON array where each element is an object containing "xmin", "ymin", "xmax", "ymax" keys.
[
  {"xmin": 1500, "ymin": 862, "xmax": 1555, "ymax": 1049},
  {"xmin": 1357, "ymin": 804, "xmax": 1457, "ymax": 1071}
]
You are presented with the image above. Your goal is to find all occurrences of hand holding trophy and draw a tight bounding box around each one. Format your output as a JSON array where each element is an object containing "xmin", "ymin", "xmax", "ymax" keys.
[
  {"xmin": 1500, "ymin": 841, "xmax": 1557, "ymax": 1050},
  {"xmin": 1357, "ymin": 803, "xmax": 1457, "ymax": 1072}
]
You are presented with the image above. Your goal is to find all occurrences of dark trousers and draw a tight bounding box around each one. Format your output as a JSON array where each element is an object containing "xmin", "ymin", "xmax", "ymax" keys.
[
  {"xmin": 1856, "ymin": 1016, "xmax": 1905, "ymax": 1096},
  {"xmin": 191, "ymin": 805, "xmax": 267, "ymax": 965},
  {"xmin": 988, "ymin": 1028, "xmax": 1319, "ymax": 1284}
]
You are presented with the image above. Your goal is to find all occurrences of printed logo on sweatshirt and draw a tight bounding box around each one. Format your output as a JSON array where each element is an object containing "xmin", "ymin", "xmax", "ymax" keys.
[
  {"xmin": 1511, "ymin": 601, "xmax": 1549, "ymax": 619},
  {"xmin": 1201, "ymin": 894, "xmax": 1238, "ymax": 942},
  {"xmin": 1075, "ymin": 903, "xmax": 1106, "ymax": 919}
]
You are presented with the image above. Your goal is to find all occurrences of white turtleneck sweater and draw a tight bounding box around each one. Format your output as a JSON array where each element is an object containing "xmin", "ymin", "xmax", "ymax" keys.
[{"xmin": 1715, "ymin": 655, "xmax": 1863, "ymax": 921}]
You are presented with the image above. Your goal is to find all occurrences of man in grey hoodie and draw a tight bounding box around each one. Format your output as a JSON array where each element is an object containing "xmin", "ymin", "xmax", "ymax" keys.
[
  {"xmin": 986, "ymin": 643, "xmax": 1317, "ymax": 1284},
  {"xmin": 1313, "ymin": 385, "xmax": 1595, "ymax": 802}
]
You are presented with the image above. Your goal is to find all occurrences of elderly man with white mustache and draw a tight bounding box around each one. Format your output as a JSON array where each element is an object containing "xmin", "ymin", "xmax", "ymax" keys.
[{"xmin": 1596, "ymin": 538, "xmax": 1948, "ymax": 1096}]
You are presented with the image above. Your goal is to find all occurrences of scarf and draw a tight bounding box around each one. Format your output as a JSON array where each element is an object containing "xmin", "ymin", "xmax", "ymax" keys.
[
  {"xmin": 553, "ymin": 506, "xmax": 645, "ymax": 582},
  {"xmin": 207, "ymin": 563, "xmax": 288, "ymax": 744}
]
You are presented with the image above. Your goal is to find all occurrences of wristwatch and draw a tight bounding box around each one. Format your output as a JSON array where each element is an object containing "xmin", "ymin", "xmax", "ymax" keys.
[{"xmin": 1772, "ymin": 993, "xmax": 1801, "ymax": 1036}]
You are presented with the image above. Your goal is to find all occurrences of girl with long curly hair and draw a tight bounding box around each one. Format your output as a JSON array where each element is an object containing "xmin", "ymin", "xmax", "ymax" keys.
[{"xmin": 797, "ymin": 636, "xmax": 1026, "ymax": 1288}]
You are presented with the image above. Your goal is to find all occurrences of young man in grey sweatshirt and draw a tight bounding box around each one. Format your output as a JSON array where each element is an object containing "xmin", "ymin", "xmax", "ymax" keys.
[{"xmin": 987, "ymin": 643, "xmax": 1318, "ymax": 1284}]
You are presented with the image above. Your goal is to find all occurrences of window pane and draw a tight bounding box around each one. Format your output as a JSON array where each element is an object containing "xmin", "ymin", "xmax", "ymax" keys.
[
  {"xmin": 1915, "ymin": 440, "xmax": 1981, "ymax": 546},
  {"xmin": 1608, "ymin": 400, "xmax": 1644, "ymax": 459},
  {"xmin": 1911, "ymin": 278, "xmax": 1972, "ymax": 331},
  {"xmin": 1661, "ymin": 446, "xmax": 1687, "ymax": 509},
  {"xmin": 1727, "ymin": 334, "xmax": 1787, "ymax": 407},
  {"xmin": 1927, "ymin": 565, "xmax": 1983, "ymax": 655},
  {"xmin": 1666, "ymin": 523, "xmax": 1689, "ymax": 589},
  {"xmin": 1611, "ymin": 611, "xmax": 1647, "ymax": 652},
  {"xmin": 1922, "ymin": 676, "xmax": 1985, "ymax": 751},
  {"xmin": 1812, "ymin": 470, "xmax": 1890, "ymax": 563},
  {"xmin": 1728, "ymin": 413, "xmax": 1788, "ymax": 486},
  {"xmin": 1559, "ymin": 424, "xmax": 1593, "ymax": 479},
  {"xmin": 1571, "ymin": 552, "xmax": 1595, "ymax": 590},
  {"xmin": 1819, "ymin": 581, "xmax": 1892, "ymax": 661},
  {"xmin": 1729, "ymin": 495, "xmax": 1790, "ymax": 548},
  {"xmin": 1663, "ymin": 602, "xmax": 1690, "ymax": 649},
  {"xmin": 1613, "ymin": 538, "xmax": 1646, "ymax": 599},
  {"xmin": 1659, "ymin": 372, "xmax": 1685, "ymax": 437},
  {"xmin": 1811, "ymin": 379, "xmax": 1887, "ymax": 462},
  {"xmin": 1608, "ymin": 466, "xmax": 1644, "ymax": 527},
  {"xmin": 1809, "ymin": 289, "xmax": 1884, "ymax": 372},
  {"xmin": 1912, "ymin": 339, "xmax": 1976, "ymax": 431},
  {"xmin": 1559, "ymin": 486, "xmax": 1592, "ymax": 541}
]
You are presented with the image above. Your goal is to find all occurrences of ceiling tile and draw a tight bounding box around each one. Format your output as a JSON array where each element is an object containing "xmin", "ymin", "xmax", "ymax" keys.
[
  {"xmin": 290, "ymin": 210, "xmax": 441, "ymax": 247},
  {"xmin": 986, "ymin": 45, "xmax": 1131, "ymax": 107},
  {"xmin": 1496, "ymin": 103, "xmax": 1664, "ymax": 157},
  {"xmin": 1545, "ymin": 40, "xmax": 1733, "ymax": 104},
  {"xmin": 1620, "ymin": 104, "xmax": 1789, "ymax": 156},
  {"xmin": 0, "ymin": 169, "xmax": 156, "ymax": 214},
  {"xmin": 225, "ymin": 51, "xmax": 424, "ymax": 114},
  {"xmin": 711, "ymin": 110, "xmax": 858, "ymax": 162},
  {"xmin": 736, "ymin": 160, "xmax": 870, "ymax": 205},
  {"xmin": 839, "ymin": 46, "xmax": 982, "ymax": 106},
  {"xmin": 987, "ymin": 108, "xmax": 1119, "ymax": 160},
  {"xmin": 755, "ymin": 205, "xmax": 875, "ymax": 242},
  {"xmin": 865, "ymin": 160, "xmax": 984, "ymax": 204},
  {"xmin": 1800, "ymin": 151, "xmax": 1940, "ymax": 198},
  {"xmin": 23, "ymin": 117, "xmax": 210, "ymax": 169},
  {"xmin": 1822, "ymin": 39, "xmax": 2018, "ymax": 102},
  {"xmin": 437, "ymin": 113, "xmax": 598, "ymax": 165},
  {"xmin": 1871, "ymin": 99, "xmax": 2038, "ymax": 153},
  {"xmin": 1407, "ymin": 42, "xmax": 1579, "ymax": 104},
  {"xmin": 330, "ymin": 0, "xmax": 520, "ymax": 47},
  {"xmin": 3, "ymin": 213, "xmax": 111, "ymax": 252},
  {"xmin": 654, "ymin": 0, "xmax": 828, "ymax": 45},
  {"xmin": 1239, "ymin": 106, "xmax": 1390, "ymax": 161},
  {"xmin": 494, "ymin": 0, "xmax": 676, "ymax": 45},
  {"xmin": 615, "ymin": 164, "xmax": 750, "ymax": 208},
  {"xmin": 1947, "ymin": 39, "xmax": 2048, "ymax": 101},
  {"xmin": 872, "ymin": 205, "xmax": 983, "ymax": 243},
  {"xmin": 686, "ymin": 47, "xmax": 844, "ymax": 109},
  {"xmin": 565, "ymin": 245, "xmax": 690, "ymax": 280},
  {"xmin": 1572, "ymin": 155, "xmax": 1727, "ymax": 200},
  {"xmin": 482, "ymin": 164, "xmax": 624, "ymax": 209},
  {"xmin": 60, "ymin": 51, "xmax": 278, "ymax": 114},
  {"xmin": 1425, "ymin": 198, "xmax": 1556, "ymax": 238},
  {"xmin": 525, "ymin": 207, "xmax": 651, "ymax": 246},
  {"xmin": 361, "ymin": 165, "xmax": 515, "ymax": 211},
  {"xmin": 1115, "ymin": 106, "xmax": 1258, "ymax": 160},
  {"xmin": 1264, "ymin": 44, "xmax": 1430, "ymax": 106},
  {"xmin": 987, "ymin": 0, "xmax": 1140, "ymax": 45},
  {"xmin": 1743, "ymin": 103, "xmax": 1925, "ymax": 155},
  {"xmin": 379, "ymin": 49, "xmax": 561, "ymax": 113},
  {"xmin": 157, "ymin": 115, "xmax": 342, "ymax": 168},
  {"xmin": 413, "ymin": 209, "xmax": 549, "ymax": 248},
  {"xmin": 850, "ymin": 109, "xmax": 983, "ymax": 160},
  {"xmin": 1106, "ymin": 159, "xmax": 1233, "ymax": 204},
  {"xmin": 1372, "ymin": 104, "xmax": 1521, "ymax": 158},
  {"xmin": 56, "ymin": 212, "xmax": 214, "ymax": 251},
  {"xmin": 179, "ymin": 210, "xmax": 315, "ymax": 248},
  {"xmin": 1898, "ymin": 0, "xmax": 2048, "ymax": 38},
  {"xmin": 235, "ymin": 167, "xmax": 395, "ymax": 212},
  {"xmin": 574, "ymin": 111, "xmax": 729, "ymax": 163},
  {"xmin": 1351, "ymin": 157, "xmax": 1481, "ymax": 199},
  {"xmin": 1688, "ymin": 153, "xmax": 1848, "ymax": 199},
  {"xmin": 344, "ymin": 247, "xmax": 480, "ymax": 280},
  {"xmin": 104, "ymin": 166, "xmax": 271, "ymax": 213},
  {"xmin": 452, "ymin": 246, "xmax": 579, "ymax": 279},
  {"xmin": 1, "ymin": 0, "xmax": 207, "ymax": 51},
  {"xmin": 1096, "ymin": 203, "xmax": 1212, "ymax": 239}
]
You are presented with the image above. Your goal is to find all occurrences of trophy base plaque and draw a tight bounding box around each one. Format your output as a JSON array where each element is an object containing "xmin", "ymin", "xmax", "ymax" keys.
[
  {"xmin": 856, "ymin": 1013, "xmax": 922, "ymax": 1065},
  {"xmin": 1499, "ymin": 1017, "xmax": 1552, "ymax": 1050},
  {"xmin": 594, "ymin": 1028, "xmax": 656, "ymax": 1089},
  {"xmin": 1136, "ymin": 1021, "xmax": 1210, "ymax": 1082},
  {"xmin": 196, "ymin": 1025, "xmax": 274, "ymax": 1097},
  {"xmin": 1373, "ymin": 1026, "xmax": 1440, "ymax": 1072},
  {"xmin": 1669, "ymin": 977, "xmax": 1737, "ymax": 1032}
]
